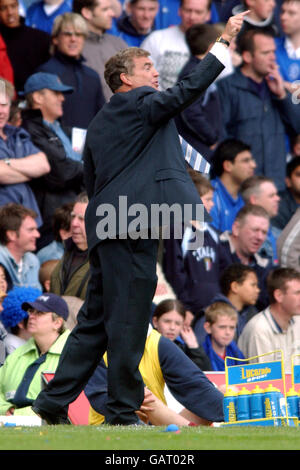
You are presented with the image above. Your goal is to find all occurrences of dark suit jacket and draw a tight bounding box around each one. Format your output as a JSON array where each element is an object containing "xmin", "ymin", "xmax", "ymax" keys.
[{"xmin": 83, "ymin": 52, "xmax": 224, "ymax": 252}]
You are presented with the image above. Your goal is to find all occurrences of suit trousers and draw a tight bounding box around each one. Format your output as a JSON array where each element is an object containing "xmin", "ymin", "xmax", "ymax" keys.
[{"xmin": 34, "ymin": 236, "xmax": 159, "ymax": 424}]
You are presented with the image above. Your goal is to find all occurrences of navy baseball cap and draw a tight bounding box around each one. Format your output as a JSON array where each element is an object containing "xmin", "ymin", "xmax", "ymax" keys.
[
  {"xmin": 22, "ymin": 293, "xmax": 69, "ymax": 321},
  {"xmin": 23, "ymin": 73, "xmax": 74, "ymax": 95}
]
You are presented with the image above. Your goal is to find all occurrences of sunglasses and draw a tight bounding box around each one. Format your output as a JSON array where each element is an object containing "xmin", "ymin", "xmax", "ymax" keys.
[{"xmin": 60, "ymin": 31, "xmax": 85, "ymax": 38}]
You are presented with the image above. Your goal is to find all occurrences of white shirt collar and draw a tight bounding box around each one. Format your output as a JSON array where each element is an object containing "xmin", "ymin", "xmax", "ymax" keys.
[{"xmin": 284, "ymin": 37, "xmax": 300, "ymax": 59}]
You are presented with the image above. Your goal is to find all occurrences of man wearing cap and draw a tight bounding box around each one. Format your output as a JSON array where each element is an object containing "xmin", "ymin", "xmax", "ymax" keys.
[
  {"xmin": 21, "ymin": 72, "xmax": 85, "ymax": 251},
  {"xmin": 0, "ymin": 293, "xmax": 70, "ymax": 418}
]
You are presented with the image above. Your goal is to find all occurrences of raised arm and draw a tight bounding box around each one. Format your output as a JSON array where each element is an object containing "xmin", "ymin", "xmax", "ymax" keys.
[{"xmin": 140, "ymin": 11, "xmax": 250, "ymax": 126}]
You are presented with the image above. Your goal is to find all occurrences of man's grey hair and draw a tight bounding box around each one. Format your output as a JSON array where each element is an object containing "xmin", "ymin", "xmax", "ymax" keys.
[{"xmin": 104, "ymin": 47, "xmax": 150, "ymax": 93}]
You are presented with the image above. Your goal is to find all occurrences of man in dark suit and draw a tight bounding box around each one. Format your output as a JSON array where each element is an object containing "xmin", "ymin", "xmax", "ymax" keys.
[{"xmin": 32, "ymin": 12, "xmax": 247, "ymax": 426}]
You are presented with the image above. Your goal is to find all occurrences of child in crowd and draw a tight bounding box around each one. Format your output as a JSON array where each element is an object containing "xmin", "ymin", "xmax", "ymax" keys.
[
  {"xmin": 219, "ymin": 264, "xmax": 260, "ymax": 337},
  {"xmin": 202, "ymin": 302, "xmax": 245, "ymax": 371},
  {"xmin": 0, "ymin": 286, "xmax": 42, "ymax": 355},
  {"xmin": 163, "ymin": 170, "xmax": 227, "ymax": 325},
  {"xmin": 193, "ymin": 263, "xmax": 260, "ymax": 344},
  {"xmin": 152, "ymin": 299, "xmax": 212, "ymax": 371},
  {"xmin": 39, "ymin": 259, "xmax": 60, "ymax": 293}
]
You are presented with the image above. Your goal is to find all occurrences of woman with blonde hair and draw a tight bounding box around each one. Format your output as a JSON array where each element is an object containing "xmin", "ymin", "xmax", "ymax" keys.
[{"xmin": 37, "ymin": 12, "xmax": 105, "ymax": 128}]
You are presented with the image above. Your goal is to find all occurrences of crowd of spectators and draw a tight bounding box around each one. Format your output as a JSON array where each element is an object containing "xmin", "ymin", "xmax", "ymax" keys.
[{"xmin": 1, "ymin": 0, "xmax": 300, "ymax": 425}]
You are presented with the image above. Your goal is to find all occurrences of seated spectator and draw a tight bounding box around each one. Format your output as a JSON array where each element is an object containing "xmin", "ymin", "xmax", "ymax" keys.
[
  {"xmin": 174, "ymin": 23, "xmax": 223, "ymax": 161},
  {"xmin": 21, "ymin": 72, "xmax": 84, "ymax": 250},
  {"xmin": 0, "ymin": 204, "xmax": 42, "ymax": 290},
  {"xmin": 202, "ymin": 302, "xmax": 245, "ymax": 371},
  {"xmin": 40, "ymin": 258, "xmax": 82, "ymax": 331},
  {"xmin": 50, "ymin": 193, "xmax": 89, "ymax": 300},
  {"xmin": 0, "ymin": 286, "xmax": 41, "ymax": 355},
  {"xmin": 275, "ymin": 0, "xmax": 300, "ymax": 90},
  {"xmin": 0, "ymin": 264, "xmax": 9, "ymax": 366},
  {"xmin": 0, "ymin": 0, "xmax": 51, "ymax": 95},
  {"xmin": 272, "ymin": 156, "xmax": 300, "ymax": 231},
  {"xmin": 209, "ymin": 139, "xmax": 256, "ymax": 232},
  {"xmin": 0, "ymin": 78, "xmax": 50, "ymax": 227},
  {"xmin": 238, "ymin": 267, "xmax": 300, "ymax": 372},
  {"xmin": 110, "ymin": 0, "xmax": 159, "ymax": 46},
  {"xmin": 39, "ymin": 259, "xmax": 60, "ymax": 293},
  {"xmin": 220, "ymin": 203, "xmax": 273, "ymax": 310},
  {"xmin": 152, "ymin": 298, "xmax": 212, "ymax": 371},
  {"xmin": 85, "ymin": 326, "xmax": 225, "ymax": 426},
  {"xmin": 163, "ymin": 171, "xmax": 226, "ymax": 322},
  {"xmin": 240, "ymin": 175, "xmax": 281, "ymax": 263},
  {"xmin": 25, "ymin": 0, "xmax": 72, "ymax": 35},
  {"xmin": 193, "ymin": 263, "xmax": 260, "ymax": 345},
  {"xmin": 0, "ymin": 293, "xmax": 70, "ymax": 416},
  {"xmin": 73, "ymin": 0, "xmax": 128, "ymax": 102},
  {"xmin": 36, "ymin": 202, "xmax": 74, "ymax": 265},
  {"xmin": 37, "ymin": 12, "xmax": 105, "ymax": 129},
  {"xmin": 276, "ymin": 206, "xmax": 300, "ymax": 270},
  {"xmin": 218, "ymin": 264, "xmax": 260, "ymax": 336}
]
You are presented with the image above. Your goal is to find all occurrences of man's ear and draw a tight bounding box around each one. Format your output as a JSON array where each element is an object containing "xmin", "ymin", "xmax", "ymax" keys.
[
  {"xmin": 230, "ymin": 281, "xmax": 239, "ymax": 295},
  {"xmin": 81, "ymin": 6, "xmax": 93, "ymax": 21},
  {"xmin": 203, "ymin": 321, "xmax": 212, "ymax": 334},
  {"xmin": 285, "ymin": 176, "xmax": 291, "ymax": 189},
  {"xmin": 6, "ymin": 230, "xmax": 17, "ymax": 243},
  {"xmin": 120, "ymin": 72, "xmax": 132, "ymax": 86},
  {"xmin": 273, "ymin": 288, "xmax": 283, "ymax": 304},
  {"xmin": 231, "ymin": 220, "xmax": 240, "ymax": 238},
  {"xmin": 31, "ymin": 91, "xmax": 43, "ymax": 106},
  {"xmin": 152, "ymin": 316, "xmax": 158, "ymax": 329},
  {"xmin": 242, "ymin": 50, "xmax": 252, "ymax": 65},
  {"xmin": 52, "ymin": 36, "xmax": 58, "ymax": 48},
  {"xmin": 223, "ymin": 160, "xmax": 233, "ymax": 173},
  {"xmin": 249, "ymin": 194, "xmax": 257, "ymax": 205},
  {"xmin": 53, "ymin": 316, "xmax": 64, "ymax": 332}
]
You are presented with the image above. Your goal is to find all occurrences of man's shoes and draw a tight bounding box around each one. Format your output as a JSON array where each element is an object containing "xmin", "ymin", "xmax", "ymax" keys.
[
  {"xmin": 32, "ymin": 405, "xmax": 71, "ymax": 425},
  {"xmin": 104, "ymin": 417, "xmax": 147, "ymax": 426},
  {"xmin": 132, "ymin": 418, "xmax": 147, "ymax": 426}
]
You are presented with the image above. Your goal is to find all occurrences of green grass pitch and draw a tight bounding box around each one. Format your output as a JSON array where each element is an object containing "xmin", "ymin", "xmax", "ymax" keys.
[{"xmin": 0, "ymin": 424, "xmax": 300, "ymax": 451}]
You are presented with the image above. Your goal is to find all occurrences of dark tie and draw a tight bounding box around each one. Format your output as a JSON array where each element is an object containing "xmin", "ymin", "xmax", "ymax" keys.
[
  {"xmin": 12, "ymin": 353, "xmax": 47, "ymax": 408},
  {"xmin": 179, "ymin": 135, "xmax": 210, "ymax": 174}
]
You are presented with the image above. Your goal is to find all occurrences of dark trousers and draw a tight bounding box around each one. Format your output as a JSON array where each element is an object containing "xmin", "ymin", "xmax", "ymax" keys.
[{"xmin": 34, "ymin": 237, "xmax": 158, "ymax": 424}]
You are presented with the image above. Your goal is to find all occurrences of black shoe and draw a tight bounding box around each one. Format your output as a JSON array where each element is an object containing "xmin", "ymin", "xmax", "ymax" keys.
[
  {"xmin": 104, "ymin": 417, "xmax": 147, "ymax": 426},
  {"xmin": 32, "ymin": 405, "xmax": 71, "ymax": 425}
]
